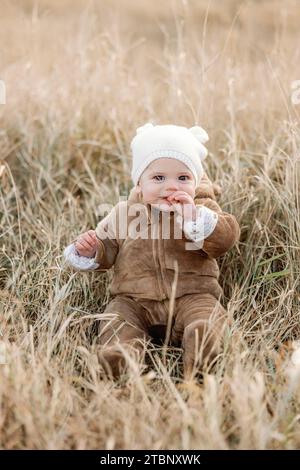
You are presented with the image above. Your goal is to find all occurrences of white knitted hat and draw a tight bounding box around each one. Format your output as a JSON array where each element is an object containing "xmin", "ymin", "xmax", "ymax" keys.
[{"xmin": 130, "ymin": 123, "xmax": 209, "ymax": 186}]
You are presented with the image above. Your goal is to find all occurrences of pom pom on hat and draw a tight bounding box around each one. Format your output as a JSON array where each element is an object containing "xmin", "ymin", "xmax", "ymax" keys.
[{"xmin": 130, "ymin": 122, "xmax": 209, "ymax": 186}]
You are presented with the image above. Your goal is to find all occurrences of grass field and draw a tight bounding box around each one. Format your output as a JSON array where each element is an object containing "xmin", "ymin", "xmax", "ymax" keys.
[{"xmin": 0, "ymin": 0, "xmax": 300, "ymax": 449}]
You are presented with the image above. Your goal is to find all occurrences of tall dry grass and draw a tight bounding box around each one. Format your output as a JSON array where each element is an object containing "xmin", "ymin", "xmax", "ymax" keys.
[{"xmin": 0, "ymin": 0, "xmax": 300, "ymax": 449}]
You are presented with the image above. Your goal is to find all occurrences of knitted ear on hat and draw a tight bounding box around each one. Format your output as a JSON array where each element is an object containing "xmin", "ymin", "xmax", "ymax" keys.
[
  {"xmin": 189, "ymin": 125, "xmax": 209, "ymax": 160},
  {"xmin": 136, "ymin": 122, "xmax": 154, "ymax": 135},
  {"xmin": 130, "ymin": 123, "xmax": 154, "ymax": 154},
  {"xmin": 189, "ymin": 125, "xmax": 209, "ymax": 144}
]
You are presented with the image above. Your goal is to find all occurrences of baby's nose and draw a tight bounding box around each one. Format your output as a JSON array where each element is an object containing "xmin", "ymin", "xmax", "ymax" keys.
[
  {"xmin": 165, "ymin": 179, "xmax": 179, "ymax": 191},
  {"xmin": 165, "ymin": 184, "xmax": 179, "ymax": 193}
]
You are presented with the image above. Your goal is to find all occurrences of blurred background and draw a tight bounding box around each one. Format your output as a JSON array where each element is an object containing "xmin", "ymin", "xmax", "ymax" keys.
[{"xmin": 1, "ymin": 0, "xmax": 299, "ymax": 185}]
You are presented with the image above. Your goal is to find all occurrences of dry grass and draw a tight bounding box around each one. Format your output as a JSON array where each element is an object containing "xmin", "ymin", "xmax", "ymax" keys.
[{"xmin": 0, "ymin": 0, "xmax": 300, "ymax": 449}]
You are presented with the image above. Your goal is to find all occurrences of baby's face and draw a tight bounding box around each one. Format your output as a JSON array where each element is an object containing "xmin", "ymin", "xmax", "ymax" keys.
[{"xmin": 136, "ymin": 158, "xmax": 196, "ymax": 211}]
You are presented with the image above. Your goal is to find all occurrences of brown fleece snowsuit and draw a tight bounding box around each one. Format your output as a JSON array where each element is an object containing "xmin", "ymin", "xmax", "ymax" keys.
[{"xmin": 88, "ymin": 173, "xmax": 240, "ymax": 379}]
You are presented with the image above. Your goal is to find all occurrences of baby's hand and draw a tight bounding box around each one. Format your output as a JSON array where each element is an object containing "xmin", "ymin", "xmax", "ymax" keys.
[
  {"xmin": 167, "ymin": 191, "xmax": 197, "ymax": 221},
  {"xmin": 74, "ymin": 230, "xmax": 101, "ymax": 258}
]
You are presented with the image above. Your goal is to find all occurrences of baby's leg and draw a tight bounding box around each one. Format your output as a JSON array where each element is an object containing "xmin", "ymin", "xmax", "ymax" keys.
[
  {"xmin": 174, "ymin": 293, "xmax": 227, "ymax": 381},
  {"xmin": 98, "ymin": 295, "xmax": 151, "ymax": 379}
]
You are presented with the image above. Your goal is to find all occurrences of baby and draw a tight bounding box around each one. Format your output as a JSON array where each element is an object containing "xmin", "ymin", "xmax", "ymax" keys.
[{"xmin": 64, "ymin": 123, "xmax": 240, "ymax": 381}]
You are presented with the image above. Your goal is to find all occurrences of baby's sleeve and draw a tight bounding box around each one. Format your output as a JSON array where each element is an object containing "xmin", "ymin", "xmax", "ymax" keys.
[
  {"xmin": 183, "ymin": 198, "xmax": 240, "ymax": 258},
  {"xmin": 63, "ymin": 202, "xmax": 122, "ymax": 272},
  {"xmin": 183, "ymin": 205, "xmax": 219, "ymax": 246},
  {"xmin": 92, "ymin": 202, "xmax": 123, "ymax": 270},
  {"xmin": 199, "ymin": 199, "xmax": 240, "ymax": 258},
  {"xmin": 63, "ymin": 243, "xmax": 100, "ymax": 271}
]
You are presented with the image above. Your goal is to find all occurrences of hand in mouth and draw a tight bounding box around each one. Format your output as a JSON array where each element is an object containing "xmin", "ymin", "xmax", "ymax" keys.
[
  {"xmin": 151, "ymin": 197, "xmax": 173, "ymax": 212},
  {"xmin": 160, "ymin": 197, "xmax": 172, "ymax": 205},
  {"xmin": 160, "ymin": 194, "xmax": 177, "ymax": 205}
]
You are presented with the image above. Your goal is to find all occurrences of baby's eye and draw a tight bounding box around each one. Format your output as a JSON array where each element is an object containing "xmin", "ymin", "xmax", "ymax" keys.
[
  {"xmin": 153, "ymin": 175, "xmax": 165, "ymax": 181},
  {"xmin": 178, "ymin": 175, "xmax": 190, "ymax": 181}
]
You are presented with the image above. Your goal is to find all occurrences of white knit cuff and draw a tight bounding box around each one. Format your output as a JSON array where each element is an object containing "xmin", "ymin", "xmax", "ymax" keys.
[
  {"xmin": 183, "ymin": 205, "xmax": 218, "ymax": 243},
  {"xmin": 63, "ymin": 243, "xmax": 100, "ymax": 271}
]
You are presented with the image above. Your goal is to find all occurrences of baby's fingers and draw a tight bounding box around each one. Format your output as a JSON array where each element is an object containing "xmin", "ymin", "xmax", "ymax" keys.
[
  {"xmin": 171, "ymin": 196, "xmax": 186, "ymax": 205},
  {"xmin": 85, "ymin": 232, "xmax": 98, "ymax": 246},
  {"xmin": 75, "ymin": 241, "xmax": 96, "ymax": 257},
  {"xmin": 76, "ymin": 240, "xmax": 91, "ymax": 251},
  {"xmin": 87, "ymin": 230, "xmax": 101, "ymax": 245},
  {"xmin": 82, "ymin": 237, "xmax": 95, "ymax": 249},
  {"xmin": 83, "ymin": 231, "xmax": 99, "ymax": 246},
  {"xmin": 87, "ymin": 230, "xmax": 97, "ymax": 239},
  {"xmin": 168, "ymin": 193, "xmax": 186, "ymax": 202}
]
